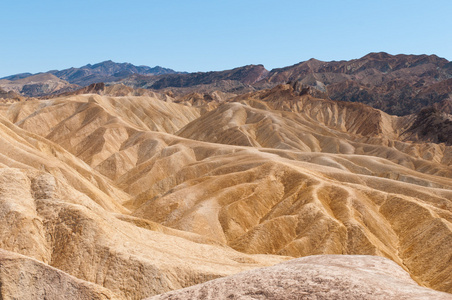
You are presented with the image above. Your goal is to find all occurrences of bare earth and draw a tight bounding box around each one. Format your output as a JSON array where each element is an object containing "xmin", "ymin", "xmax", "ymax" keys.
[{"xmin": 0, "ymin": 85, "xmax": 451, "ymax": 299}]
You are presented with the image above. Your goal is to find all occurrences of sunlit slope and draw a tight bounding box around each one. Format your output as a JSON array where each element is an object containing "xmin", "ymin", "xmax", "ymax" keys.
[
  {"xmin": 0, "ymin": 94, "xmax": 200, "ymax": 177},
  {"xmin": 0, "ymin": 114, "xmax": 288, "ymax": 299},
  {"xmin": 178, "ymin": 85, "xmax": 452, "ymax": 171},
  {"xmin": 128, "ymin": 145, "xmax": 452, "ymax": 292},
  {"xmin": 0, "ymin": 114, "xmax": 128, "ymax": 211}
]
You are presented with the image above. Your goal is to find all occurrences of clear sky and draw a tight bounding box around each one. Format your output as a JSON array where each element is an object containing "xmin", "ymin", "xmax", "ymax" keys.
[{"xmin": 1, "ymin": 0, "xmax": 451, "ymax": 77}]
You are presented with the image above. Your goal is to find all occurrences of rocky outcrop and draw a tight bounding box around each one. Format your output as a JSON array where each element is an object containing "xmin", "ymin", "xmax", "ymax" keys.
[
  {"xmin": 149, "ymin": 255, "xmax": 452, "ymax": 300},
  {"xmin": 0, "ymin": 87, "xmax": 24, "ymax": 101}
]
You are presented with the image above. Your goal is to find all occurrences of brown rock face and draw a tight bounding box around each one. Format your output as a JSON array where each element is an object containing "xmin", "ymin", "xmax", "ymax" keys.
[
  {"xmin": 403, "ymin": 103, "xmax": 452, "ymax": 145},
  {"xmin": 148, "ymin": 255, "xmax": 452, "ymax": 300},
  {"xmin": 260, "ymin": 52, "xmax": 452, "ymax": 115}
]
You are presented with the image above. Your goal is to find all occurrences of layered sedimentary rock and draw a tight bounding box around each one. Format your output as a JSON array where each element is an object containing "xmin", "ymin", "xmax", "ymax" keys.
[
  {"xmin": 403, "ymin": 102, "xmax": 452, "ymax": 145},
  {"xmin": 0, "ymin": 86, "xmax": 451, "ymax": 299},
  {"xmin": 0, "ymin": 114, "xmax": 288, "ymax": 299}
]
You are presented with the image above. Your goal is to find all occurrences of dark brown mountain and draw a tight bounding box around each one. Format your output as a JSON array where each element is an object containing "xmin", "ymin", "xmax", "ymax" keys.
[
  {"xmin": 48, "ymin": 60, "xmax": 180, "ymax": 86},
  {"xmin": 151, "ymin": 64, "xmax": 269, "ymax": 88},
  {"xmin": 264, "ymin": 52, "xmax": 449, "ymax": 81},
  {"xmin": 115, "ymin": 52, "xmax": 451, "ymax": 116},
  {"xmin": 260, "ymin": 52, "xmax": 452, "ymax": 115},
  {"xmin": 118, "ymin": 64, "xmax": 269, "ymax": 90},
  {"xmin": 1, "ymin": 61, "xmax": 180, "ymax": 90}
]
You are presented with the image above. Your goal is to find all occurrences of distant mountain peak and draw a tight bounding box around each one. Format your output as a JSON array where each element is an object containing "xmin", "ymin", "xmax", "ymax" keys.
[
  {"xmin": 362, "ymin": 52, "xmax": 392, "ymax": 60},
  {"xmin": 0, "ymin": 61, "xmax": 183, "ymax": 94},
  {"xmin": 42, "ymin": 61, "xmax": 182, "ymax": 86},
  {"xmin": 307, "ymin": 58, "xmax": 323, "ymax": 62}
]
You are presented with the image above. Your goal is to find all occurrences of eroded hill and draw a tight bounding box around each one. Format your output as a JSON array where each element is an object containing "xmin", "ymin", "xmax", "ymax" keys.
[{"xmin": 0, "ymin": 86, "xmax": 451, "ymax": 299}]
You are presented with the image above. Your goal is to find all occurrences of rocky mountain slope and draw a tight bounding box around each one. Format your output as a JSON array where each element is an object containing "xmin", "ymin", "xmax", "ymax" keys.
[
  {"xmin": 112, "ymin": 52, "xmax": 452, "ymax": 116},
  {"xmin": 48, "ymin": 60, "xmax": 179, "ymax": 86},
  {"xmin": 0, "ymin": 249, "xmax": 117, "ymax": 300},
  {"xmin": 0, "ymin": 87, "xmax": 24, "ymax": 102},
  {"xmin": 260, "ymin": 52, "xmax": 452, "ymax": 115},
  {"xmin": 116, "ymin": 64, "xmax": 269, "ymax": 98},
  {"xmin": 402, "ymin": 102, "xmax": 452, "ymax": 145},
  {"xmin": 0, "ymin": 84, "xmax": 451, "ymax": 299}
]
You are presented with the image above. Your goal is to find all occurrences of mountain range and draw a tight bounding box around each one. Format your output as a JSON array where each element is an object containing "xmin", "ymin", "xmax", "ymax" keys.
[
  {"xmin": 2, "ymin": 52, "xmax": 451, "ymax": 116},
  {"xmin": 0, "ymin": 61, "xmax": 179, "ymax": 97}
]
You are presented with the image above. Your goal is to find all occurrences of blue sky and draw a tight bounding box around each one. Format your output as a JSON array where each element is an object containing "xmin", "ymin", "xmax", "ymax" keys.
[{"xmin": 1, "ymin": 0, "xmax": 451, "ymax": 77}]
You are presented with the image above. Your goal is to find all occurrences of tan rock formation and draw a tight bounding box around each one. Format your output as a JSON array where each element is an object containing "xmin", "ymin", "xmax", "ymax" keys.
[
  {"xmin": 0, "ymin": 111, "xmax": 288, "ymax": 299},
  {"xmin": 0, "ymin": 165, "xmax": 287, "ymax": 299},
  {"xmin": 0, "ymin": 87, "xmax": 451, "ymax": 299}
]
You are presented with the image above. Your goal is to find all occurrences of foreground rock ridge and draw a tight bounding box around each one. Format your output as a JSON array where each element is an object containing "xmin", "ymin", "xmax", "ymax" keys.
[
  {"xmin": 148, "ymin": 255, "xmax": 452, "ymax": 300},
  {"xmin": 0, "ymin": 83, "xmax": 450, "ymax": 299}
]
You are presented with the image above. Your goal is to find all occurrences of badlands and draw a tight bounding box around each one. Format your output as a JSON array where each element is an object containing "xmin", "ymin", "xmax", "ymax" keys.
[{"xmin": 0, "ymin": 82, "xmax": 451, "ymax": 299}]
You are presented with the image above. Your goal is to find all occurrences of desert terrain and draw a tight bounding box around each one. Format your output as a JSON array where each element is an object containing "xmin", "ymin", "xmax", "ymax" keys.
[{"xmin": 0, "ymin": 55, "xmax": 451, "ymax": 299}]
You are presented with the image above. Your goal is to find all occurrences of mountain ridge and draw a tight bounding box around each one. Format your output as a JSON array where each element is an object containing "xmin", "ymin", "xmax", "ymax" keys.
[
  {"xmin": 1, "ymin": 60, "xmax": 181, "ymax": 89},
  {"xmin": 3, "ymin": 52, "xmax": 450, "ymax": 115}
]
